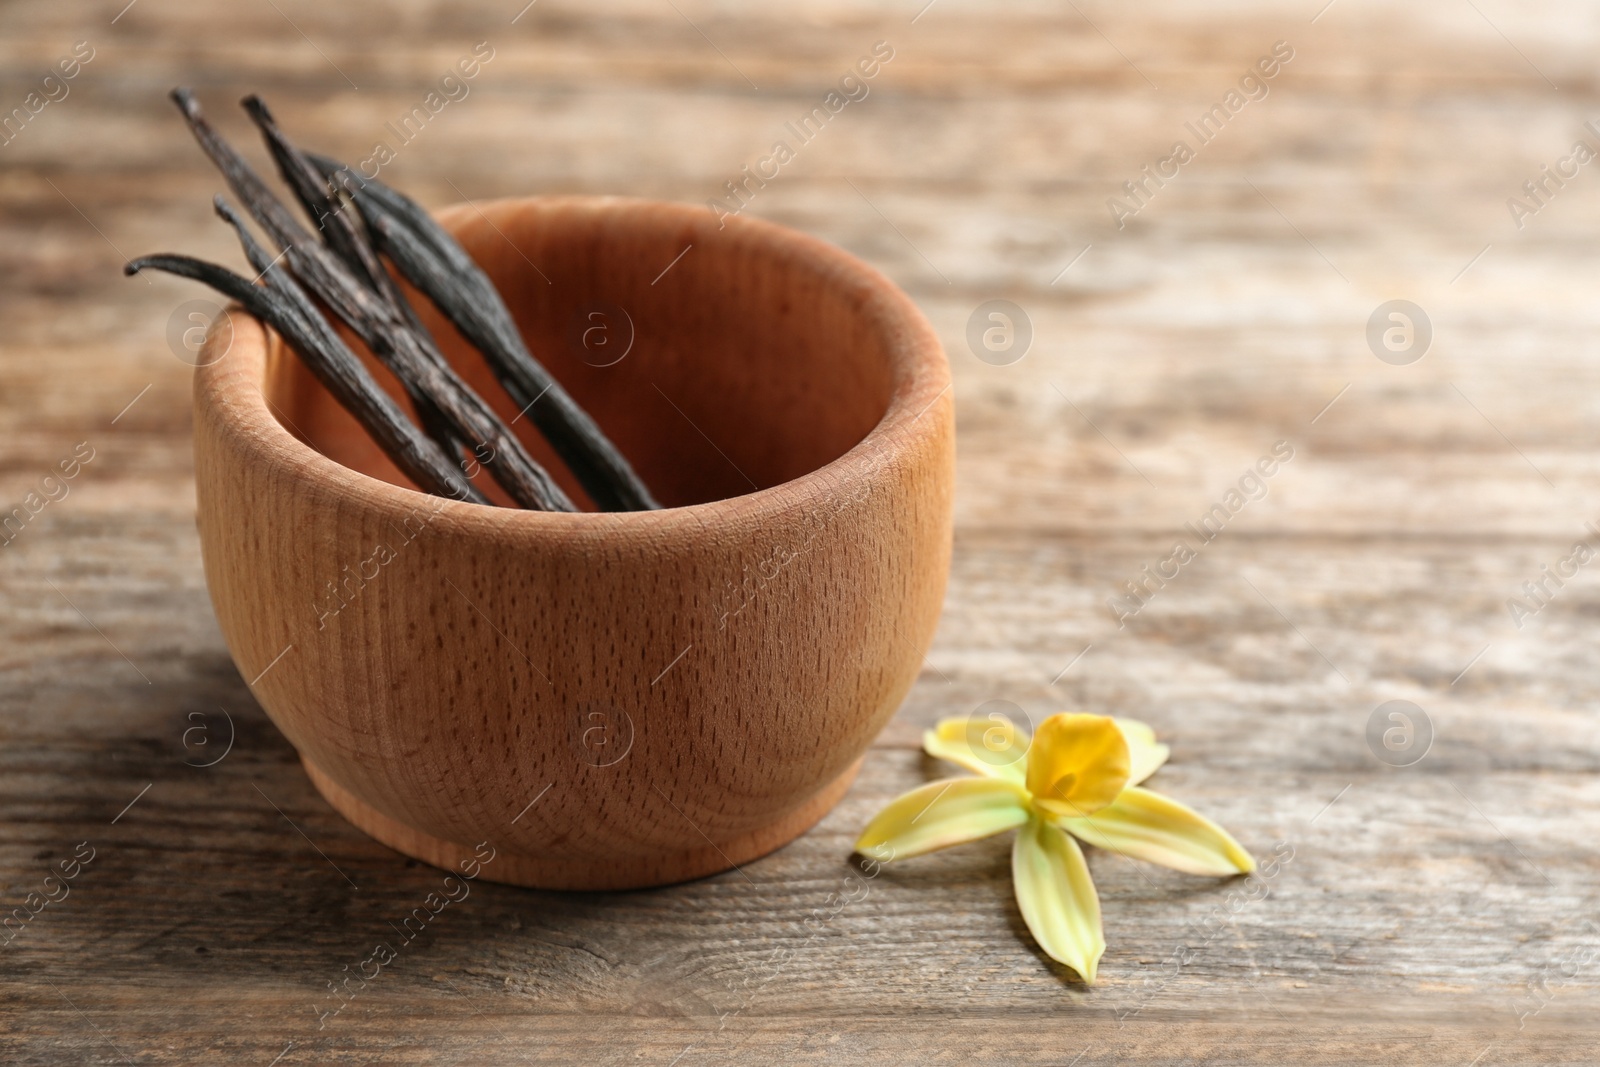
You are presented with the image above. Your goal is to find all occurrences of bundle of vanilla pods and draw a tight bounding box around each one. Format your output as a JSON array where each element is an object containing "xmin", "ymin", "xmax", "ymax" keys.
[{"xmin": 129, "ymin": 89, "xmax": 657, "ymax": 512}]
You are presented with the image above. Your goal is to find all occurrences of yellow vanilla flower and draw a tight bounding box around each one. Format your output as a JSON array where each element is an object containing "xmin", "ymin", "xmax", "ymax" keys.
[{"xmin": 855, "ymin": 712, "xmax": 1254, "ymax": 983}]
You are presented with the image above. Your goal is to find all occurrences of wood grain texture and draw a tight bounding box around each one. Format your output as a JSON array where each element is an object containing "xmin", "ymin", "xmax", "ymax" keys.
[
  {"xmin": 194, "ymin": 196, "xmax": 953, "ymax": 890},
  {"xmin": 3, "ymin": 0, "xmax": 1600, "ymax": 1063}
]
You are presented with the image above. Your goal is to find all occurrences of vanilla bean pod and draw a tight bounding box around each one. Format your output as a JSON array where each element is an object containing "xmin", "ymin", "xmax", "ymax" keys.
[
  {"xmin": 237, "ymin": 94, "xmax": 468, "ymax": 471},
  {"xmin": 169, "ymin": 90, "xmax": 574, "ymax": 512},
  {"xmin": 213, "ymin": 197, "xmax": 491, "ymax": 508},
  {"xmin": 123, "ymin": 247, "xmax": 486, "ymax": 504},
  {"xmin": 311, "ymin": 154, "xmax": 660, "ymax": 513},
  {"xmin": 245, "ymin": 98, "xmax": 446, "ymax": 411},
  {"xmin": 241, "ymin": 96, "xmax": 415, "ymax": 331},
  {"xmin": 235, "ymin": 99, "xmax": 576, "ymax": 512},
  {"xmin": 169, "ymin": 88, "xmax": 464, "ymax": 462},
  {"xmin": 172, "ymin": 89, "xmax": 448, "ymax": 440}
]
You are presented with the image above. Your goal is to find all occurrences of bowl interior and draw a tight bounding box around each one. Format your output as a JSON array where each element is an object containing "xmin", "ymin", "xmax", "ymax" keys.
[{"xmin": 262, "ymin": 198, "xmax": 899, "ymax": 510}]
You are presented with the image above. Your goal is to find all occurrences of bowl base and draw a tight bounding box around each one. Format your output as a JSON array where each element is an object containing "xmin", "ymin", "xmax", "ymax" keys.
[{"xmin": 300, "ymin": 757, "xmax": 864, "ymax": 891}]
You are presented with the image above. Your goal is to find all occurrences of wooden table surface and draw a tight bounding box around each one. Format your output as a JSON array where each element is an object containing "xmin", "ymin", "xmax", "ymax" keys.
[{"xmin": 4, "ymin": 0, "xmax": 1599, "ymax": 1062}]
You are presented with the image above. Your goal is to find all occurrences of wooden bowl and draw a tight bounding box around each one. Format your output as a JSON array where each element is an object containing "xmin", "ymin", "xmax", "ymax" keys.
[{"xmin": 192, "ymin": 196, "xmax": 954, "ymax": 890}]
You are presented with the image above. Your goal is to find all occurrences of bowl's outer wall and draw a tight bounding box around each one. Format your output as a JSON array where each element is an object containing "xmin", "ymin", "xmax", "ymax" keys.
[{"xmin": 193, "ymin": 198, "xmax": 954, "ymax": 889}]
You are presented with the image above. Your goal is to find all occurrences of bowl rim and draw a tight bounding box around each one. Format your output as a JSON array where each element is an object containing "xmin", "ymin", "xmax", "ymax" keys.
[{"xmin": 194, "ymin": 194, "xmax": 951, "ymax": 535}]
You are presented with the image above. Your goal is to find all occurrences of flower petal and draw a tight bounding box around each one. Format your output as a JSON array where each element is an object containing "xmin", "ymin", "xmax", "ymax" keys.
[
  {"xmin": 1057, "ymin": 786, "xmax": 1255, "ymax": 876},
  {"xmin": 1012, "ymin": 818, "xmax": 1104, "ymax": 983},
  {"xmin": 1025, "ymin": 713, "xmax": 1130, "ymax": 819},
  {"xmin": 923, "ymin": 715, "xmax": 1029, "ymax": 782},
  {"xmin": 855, "ymin": 777, "xmax": 1029, "ymax": 861},
  {"xmin": 1113, "ymin": 717, "xmax": 1170, "ymax": 786}
]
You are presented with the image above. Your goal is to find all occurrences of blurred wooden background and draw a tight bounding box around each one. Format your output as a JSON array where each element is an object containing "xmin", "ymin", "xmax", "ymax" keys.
[{"xmin": 3, "ymin": 0, "xmax": 1599, "ymax": 1062}]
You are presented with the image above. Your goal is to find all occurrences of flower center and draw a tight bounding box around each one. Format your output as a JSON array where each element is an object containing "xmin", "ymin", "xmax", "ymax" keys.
[
  {"xmin": 1048, "ymin": 773, "xmax": 1078, "ymax": 801},
  {"xmin": 1024, "ymin": 713, "xmax": 1131, "ymax": 819}
]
